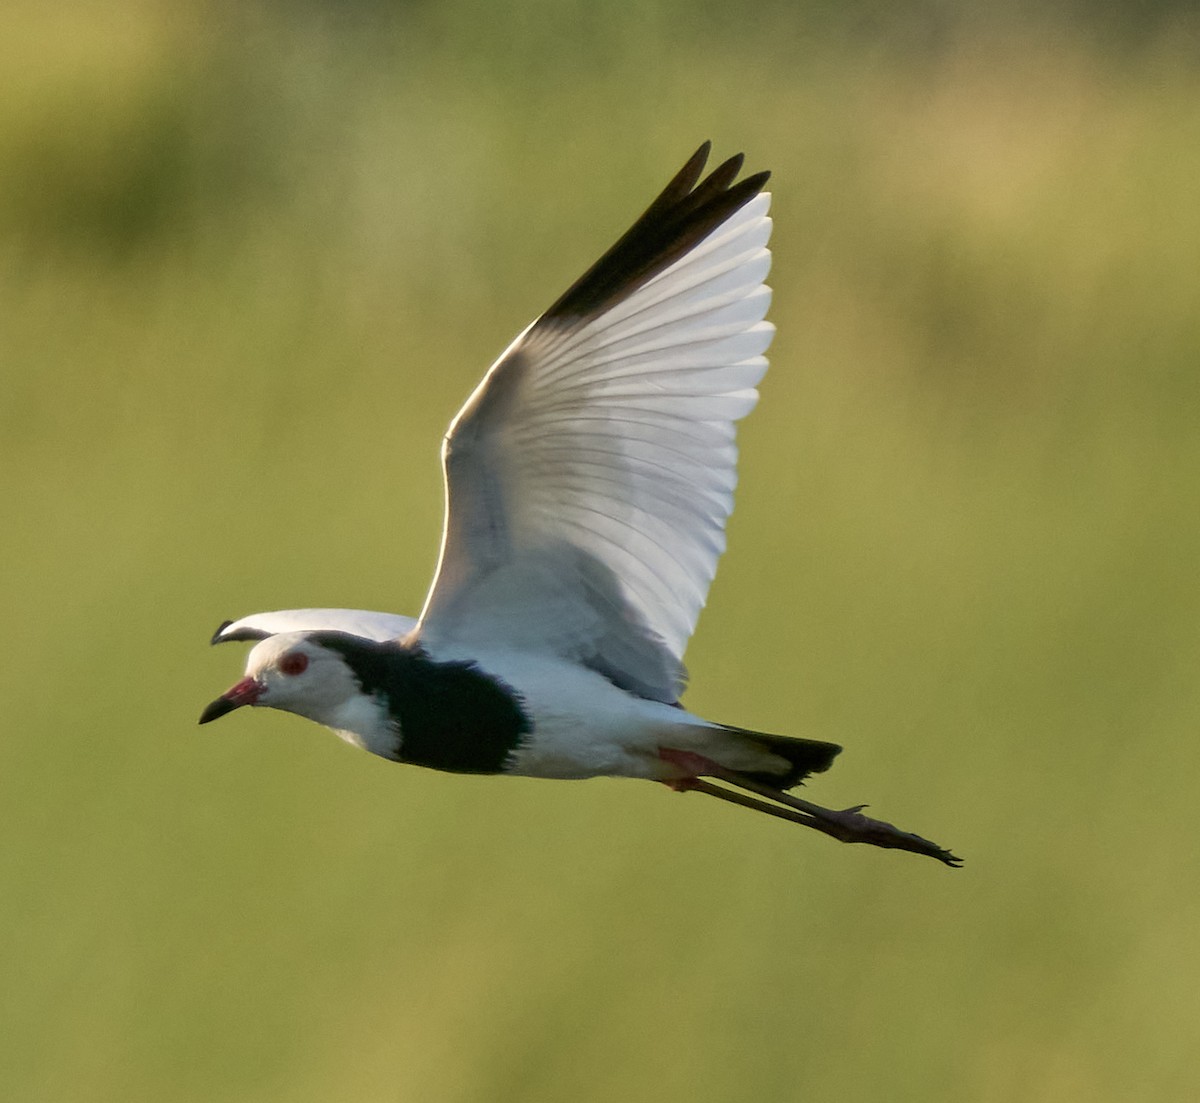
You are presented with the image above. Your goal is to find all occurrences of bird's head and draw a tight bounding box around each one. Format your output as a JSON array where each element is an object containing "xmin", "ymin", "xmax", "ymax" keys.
[{"xmin": 199, "ymin": 632, "xmax": 361, "ymax": 727}]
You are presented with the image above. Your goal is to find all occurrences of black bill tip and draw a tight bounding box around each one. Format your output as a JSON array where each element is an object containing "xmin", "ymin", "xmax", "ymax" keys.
[
  {"xmin": 199, "ymin": 696, "xmax": 240, "ymax": 725},
  {"xmin": 199, "ymin": 676, "xmax": 263, "ymax": 724}
]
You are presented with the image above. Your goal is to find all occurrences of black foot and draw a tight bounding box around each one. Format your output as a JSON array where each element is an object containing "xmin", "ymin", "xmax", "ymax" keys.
[{"xmin": 819, "ymin": 805, "xmax": 963, "ymax": 868}]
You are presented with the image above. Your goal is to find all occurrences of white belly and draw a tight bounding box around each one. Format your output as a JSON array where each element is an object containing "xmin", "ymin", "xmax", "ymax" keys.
[{"xmin": 428, "ymin": 645, "xmax": 711, "ymax": 781}]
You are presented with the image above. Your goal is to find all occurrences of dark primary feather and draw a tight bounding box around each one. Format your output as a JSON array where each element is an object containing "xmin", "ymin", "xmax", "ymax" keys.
[
  {"xmin": 729, "ymin": 727, "xmax": 843, "ymax": 789},
  {"xmin": 541, "ymin": 141, "xmax": 771, "ymax": 324},
  {"xmin": 210, "ymin": 620, "xmax": 270, "ymax": 645}
]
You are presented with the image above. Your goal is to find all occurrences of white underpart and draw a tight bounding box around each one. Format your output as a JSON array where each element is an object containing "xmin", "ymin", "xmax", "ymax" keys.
[
  {"xmin": 428, "ymin": 642, "xmax": 788, "ymax": 781},
  {"xmin": 323, "ymin": 694, "xmax": 400, "ymax": 759},
  {"xmin": 417, "ymin": 193, "xmax": 774, "ymax": 703}
]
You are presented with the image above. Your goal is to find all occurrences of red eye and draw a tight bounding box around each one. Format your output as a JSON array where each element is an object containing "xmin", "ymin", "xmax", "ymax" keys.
[{"xmin": 279, "ymin": 652, "xmax": 309, "ymax": 676}]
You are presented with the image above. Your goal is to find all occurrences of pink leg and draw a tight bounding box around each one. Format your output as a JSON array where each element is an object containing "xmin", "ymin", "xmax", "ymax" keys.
[{"xmin": 659, "ymin": 748, "xmax": 721, "ymax": 784}]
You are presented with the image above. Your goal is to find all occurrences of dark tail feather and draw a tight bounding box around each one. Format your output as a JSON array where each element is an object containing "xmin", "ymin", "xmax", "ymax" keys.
[{"xmin": 721, "ymin": 725, "xmax": 842, "ymax": 789}]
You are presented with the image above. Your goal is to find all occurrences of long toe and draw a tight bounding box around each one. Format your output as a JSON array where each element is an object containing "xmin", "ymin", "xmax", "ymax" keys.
[{"xmin": 830, "ymin": 807, "xmax": 962, "ymax": 867}]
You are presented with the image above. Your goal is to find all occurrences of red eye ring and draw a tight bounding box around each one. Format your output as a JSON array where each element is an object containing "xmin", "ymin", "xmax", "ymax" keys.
[{"xmin": 279, "ymin": 652, "xmax": 309, "ymax": 677}]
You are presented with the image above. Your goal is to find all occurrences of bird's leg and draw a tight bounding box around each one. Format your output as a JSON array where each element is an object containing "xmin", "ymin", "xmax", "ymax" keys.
[
  {"xmin": 673, "ymin": 776, "xmax": 840, "ymax": 833},
  {"xmin": 659, "ymin": 749, "xmax": 962, "ymax": 867}
]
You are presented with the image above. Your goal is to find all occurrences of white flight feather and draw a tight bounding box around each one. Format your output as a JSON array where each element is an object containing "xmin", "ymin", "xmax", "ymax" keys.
[{"xmin": 415, "ymin": 191, "xmax": 774, "ymax": 703}]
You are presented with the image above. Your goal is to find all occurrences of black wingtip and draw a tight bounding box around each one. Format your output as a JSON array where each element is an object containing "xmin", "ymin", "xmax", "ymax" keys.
[
  {"xmin": 679, "ymin": 140, "xmax": 712, "ymax": 184},
  {"xmin": 742, "ymin": 168, "xmax": 771, "ymax": 191},
  {"xmin": 540, "ymin": 142, "xmax": 771, "ymax": 325},
  {"xmin": 703, "ymin": 151, "xmax": 745, "ymax": 194},
  {"xmin": 210, "ymin": 620, "xmax": 271, "ymax": 645}
]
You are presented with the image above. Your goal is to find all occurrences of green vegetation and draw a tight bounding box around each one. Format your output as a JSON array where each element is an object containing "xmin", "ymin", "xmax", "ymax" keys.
[{"xmin": 2, "ymin": 3, "xmax": 1198, "ymax": 1100}]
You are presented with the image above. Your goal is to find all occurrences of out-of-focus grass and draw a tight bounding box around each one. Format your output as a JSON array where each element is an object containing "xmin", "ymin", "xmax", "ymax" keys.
[{"xmin": 2, "ymin": 3, "xmax": 1199, "ymax": 1101}]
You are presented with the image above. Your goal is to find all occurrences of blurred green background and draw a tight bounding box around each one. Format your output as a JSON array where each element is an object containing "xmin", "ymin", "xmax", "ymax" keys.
[{"xmin": 3, "ymin": 2, "xmax": 1198, "ymax": 1100}]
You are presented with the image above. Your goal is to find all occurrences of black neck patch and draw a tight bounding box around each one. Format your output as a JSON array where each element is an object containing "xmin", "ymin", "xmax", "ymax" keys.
[{"xmin": 310, "ymin": 633, "xmax": 531, "ymax": 775}]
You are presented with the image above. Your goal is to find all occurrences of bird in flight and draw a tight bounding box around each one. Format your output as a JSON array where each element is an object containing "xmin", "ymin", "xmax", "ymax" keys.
[{"xmin": 201, "ymin": 143, "xmax": 960, "ymax": 867}]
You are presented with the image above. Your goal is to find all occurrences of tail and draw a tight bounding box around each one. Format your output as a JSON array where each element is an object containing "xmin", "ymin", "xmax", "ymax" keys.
[{"xmin": 721, "ymin": 724, "xmax": 842, "ymax": 789}]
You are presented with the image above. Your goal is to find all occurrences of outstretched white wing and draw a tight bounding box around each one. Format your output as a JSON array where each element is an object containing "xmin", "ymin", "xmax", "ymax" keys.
[
  {"xmin": 417, "ymin": 145, "xmax": 773, "ymax": 703},
  {"xmin": 212, "ymin": 608, "xmax": 418, "ymax": 645}
]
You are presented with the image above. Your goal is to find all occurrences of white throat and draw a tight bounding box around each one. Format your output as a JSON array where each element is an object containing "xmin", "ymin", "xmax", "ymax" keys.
[{"xmin": 317, "ymin": 692, "xmax": 401, "ymax": 760}]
